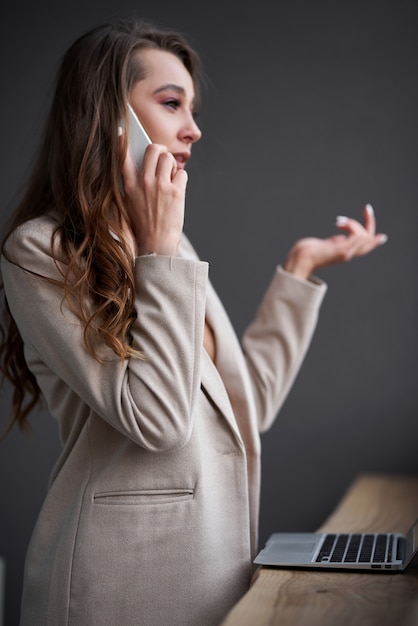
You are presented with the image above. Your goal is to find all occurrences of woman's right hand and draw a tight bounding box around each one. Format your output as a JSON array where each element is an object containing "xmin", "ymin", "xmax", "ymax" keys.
[{"xmin": 121, "ymin": 143, "xmax": 188, "ymax": 256}]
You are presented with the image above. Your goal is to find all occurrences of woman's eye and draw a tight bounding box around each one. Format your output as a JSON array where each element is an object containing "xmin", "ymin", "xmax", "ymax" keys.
[{"xmin": 164, "ymin": 99, "xmax": 180, "ymax": 110}]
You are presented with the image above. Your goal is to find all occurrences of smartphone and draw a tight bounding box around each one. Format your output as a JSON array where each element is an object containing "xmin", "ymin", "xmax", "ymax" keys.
[{"xmin": 125, "ymin": 103, "xmax": 151, "ymax": 171}]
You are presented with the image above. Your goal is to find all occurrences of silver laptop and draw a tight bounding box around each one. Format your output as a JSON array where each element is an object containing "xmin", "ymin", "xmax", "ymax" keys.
[{"xmin": 254, "ymin": 518, "xmax": 418, "ymax": 571}]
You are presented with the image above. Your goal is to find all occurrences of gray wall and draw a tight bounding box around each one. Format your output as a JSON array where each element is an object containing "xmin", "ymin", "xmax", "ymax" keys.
[{"xmin": 1, "ymin": 1, "xmax": 417, "ymax": 624}]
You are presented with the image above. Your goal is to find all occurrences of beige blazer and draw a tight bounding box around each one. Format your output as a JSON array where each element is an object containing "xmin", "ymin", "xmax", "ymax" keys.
[{"xmin": 2, "ymin": 214, "xmax": 326, "ymax": 626}]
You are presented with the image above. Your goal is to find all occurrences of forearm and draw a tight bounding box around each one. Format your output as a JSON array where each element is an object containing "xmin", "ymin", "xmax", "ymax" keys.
[{"xmin": 242, "ymin": 266, "xmax": 327, "ymax": 431}]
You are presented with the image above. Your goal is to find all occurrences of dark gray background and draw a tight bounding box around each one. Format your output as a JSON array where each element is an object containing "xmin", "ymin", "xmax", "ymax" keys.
[{"xmin": 1, "ymin": 1, "xmax": 417, "ymax": 624}]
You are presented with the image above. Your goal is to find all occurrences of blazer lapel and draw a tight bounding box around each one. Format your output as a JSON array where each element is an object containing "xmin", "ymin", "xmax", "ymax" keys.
[
  {"xmin": 178, "ymin": 235, "xmax": 259, "ymax": 452},
  {"xmin": 200, "ymin": 349, "xmax": 243, "ymax": 443},
  {"xmin": 202, "ymin": 259, "xmax": 262, "ymax": 459}
]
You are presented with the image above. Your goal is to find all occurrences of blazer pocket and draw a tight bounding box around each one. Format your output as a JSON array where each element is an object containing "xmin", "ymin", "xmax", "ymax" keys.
[{"xmin": 93, "ymin": 488, "xmax": 194, "ymax": 506}]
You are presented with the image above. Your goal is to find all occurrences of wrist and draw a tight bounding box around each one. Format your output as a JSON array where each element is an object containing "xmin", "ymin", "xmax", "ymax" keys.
[
  {"xmin": 137, "ymin": 239, "xmax": 179, "ymax": 257},
  {"xmin": 283, "ymin": 247, "xmax": 314, "ymax": 281}
]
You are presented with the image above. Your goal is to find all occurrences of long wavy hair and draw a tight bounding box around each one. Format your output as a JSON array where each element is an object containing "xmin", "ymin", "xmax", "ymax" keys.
[{"xmin": 0, "ymin": 18, "xmax": 202, "ymax": 436}]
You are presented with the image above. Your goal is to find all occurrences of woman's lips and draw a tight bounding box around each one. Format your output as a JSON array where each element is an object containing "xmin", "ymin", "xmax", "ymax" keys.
[{"xmin": 173, "ymin": 153, "xmax": 190, "ymax": 169}]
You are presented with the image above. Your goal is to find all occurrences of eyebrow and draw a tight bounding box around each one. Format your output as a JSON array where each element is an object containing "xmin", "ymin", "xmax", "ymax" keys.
[
  {"xmin": 152, "ymin": 83, "xmax": 186, "ymax": 96},
  {"xmin": 152, "ymin": 83, "xmax": 197, "ymax": 109}
]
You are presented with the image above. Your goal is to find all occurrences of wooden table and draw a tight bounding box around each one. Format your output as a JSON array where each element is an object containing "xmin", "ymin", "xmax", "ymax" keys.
[{"xmin": 221, "ymin": 474, "xmax": 418, "ymax": 626}]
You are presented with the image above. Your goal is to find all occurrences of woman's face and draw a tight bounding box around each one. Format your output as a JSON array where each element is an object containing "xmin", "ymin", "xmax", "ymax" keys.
[{"xmin": 129, "ymin": 48, "xmax": 202, "ymax": 170}]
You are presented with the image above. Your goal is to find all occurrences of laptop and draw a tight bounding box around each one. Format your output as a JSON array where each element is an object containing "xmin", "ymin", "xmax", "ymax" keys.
[{"xmin": 254, "ymin": 518, "xmax": 418, "ymax": 571}]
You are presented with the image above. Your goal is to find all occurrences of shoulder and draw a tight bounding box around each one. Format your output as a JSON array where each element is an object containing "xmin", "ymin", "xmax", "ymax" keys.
[
  {"xmin": 3, "ymin": 212, "xmax": 61, "ymax": 256},
  {"xmin": 2, "ymin": 212, "xmax": 64, "ymax": 276}
]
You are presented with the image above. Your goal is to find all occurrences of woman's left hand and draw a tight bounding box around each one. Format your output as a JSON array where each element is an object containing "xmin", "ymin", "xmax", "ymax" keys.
[{"xmin": 283, "ymin": 204, "xmax": 388, "ymax": 280}]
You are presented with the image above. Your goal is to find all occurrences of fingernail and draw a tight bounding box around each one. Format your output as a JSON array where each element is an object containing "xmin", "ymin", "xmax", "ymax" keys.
[
  {"xmin": 379, "ymin": 234, "xmax": 388, "ymax": 245},
  {"xmin": 118, "ymin": 125, "xmax": 124, "ymax": 136},
  {"xmin": 366, "ymin": 203, "xmax": 374, "ymax": 216},
  {"xmin": 336, "ymin": 215, "xmax": 349, "ymax": 225}
]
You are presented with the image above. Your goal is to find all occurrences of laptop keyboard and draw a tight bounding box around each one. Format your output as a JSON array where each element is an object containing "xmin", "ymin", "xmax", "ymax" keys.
[{"xmin": 315, "ymin": 533, "xmax": 401, "ymax": 566}]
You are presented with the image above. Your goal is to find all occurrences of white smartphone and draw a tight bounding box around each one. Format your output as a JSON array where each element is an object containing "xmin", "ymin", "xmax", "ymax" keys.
[{"xmin": 125, "ymin": 103, "xmax": 151, "ymax": 171}]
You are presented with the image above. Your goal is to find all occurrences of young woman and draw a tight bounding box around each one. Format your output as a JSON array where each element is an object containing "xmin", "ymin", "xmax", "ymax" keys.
[{"xmin": 0, "ymin": 18, "xmax": 387, "ymax": 626}]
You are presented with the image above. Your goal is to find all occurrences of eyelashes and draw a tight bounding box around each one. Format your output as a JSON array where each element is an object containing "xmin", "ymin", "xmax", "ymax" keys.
[
  {"xmin": 163, "ymin": 98, "xmax": 181, "ymax": 110},
  {"xmin": 162, "ymin": 98, "xmax": 198, "ymax": 119}
]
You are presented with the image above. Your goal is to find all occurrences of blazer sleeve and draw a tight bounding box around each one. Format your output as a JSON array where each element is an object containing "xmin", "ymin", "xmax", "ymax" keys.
[
  {"xmin": 241, "ymin": 266, "xmax": 327, "ymax": 433},
  {"xmin": 1, "ymin": 219, "xmax": 208, "ymax": 452}
]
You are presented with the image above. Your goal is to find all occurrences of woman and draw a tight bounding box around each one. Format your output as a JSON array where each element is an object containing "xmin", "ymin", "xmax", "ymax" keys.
[{"xmin": 0, "ymin": 18, "xmax": 386, "ymax": 626}]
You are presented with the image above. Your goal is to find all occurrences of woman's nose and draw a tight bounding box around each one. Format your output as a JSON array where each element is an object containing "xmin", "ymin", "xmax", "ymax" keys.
[{"xmin": 181, "ymin": 114, "xmax": 202, "ymax": 144}]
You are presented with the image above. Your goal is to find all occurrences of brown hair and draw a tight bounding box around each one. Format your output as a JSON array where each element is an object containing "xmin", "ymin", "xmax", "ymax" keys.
[{"xmin": 0, "ymin": 18, "xmax": 202, "ymax": 436}]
